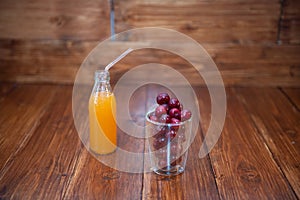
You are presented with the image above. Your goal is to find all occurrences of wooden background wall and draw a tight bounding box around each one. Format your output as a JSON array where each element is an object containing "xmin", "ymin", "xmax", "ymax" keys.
[{"xmin": 0, "ymin": 0, "xmax": 299, "ymax": 86}]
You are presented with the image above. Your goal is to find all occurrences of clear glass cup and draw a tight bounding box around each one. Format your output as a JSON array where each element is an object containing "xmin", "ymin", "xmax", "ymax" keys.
[{"xmin": 146, "ymin": 111, "xmax": 192, "ymax": 176}]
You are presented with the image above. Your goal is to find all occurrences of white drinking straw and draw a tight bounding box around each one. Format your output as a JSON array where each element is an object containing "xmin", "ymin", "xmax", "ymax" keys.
[{"xmin": 104, "ymin": 48, "xmax": 133, "ymax": 71}]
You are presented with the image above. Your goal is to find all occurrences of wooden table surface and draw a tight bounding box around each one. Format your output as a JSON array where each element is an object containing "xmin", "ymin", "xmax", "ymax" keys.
[{"xmin": 0, "ymin": 83, "xmax": 299, "ymax": 199}]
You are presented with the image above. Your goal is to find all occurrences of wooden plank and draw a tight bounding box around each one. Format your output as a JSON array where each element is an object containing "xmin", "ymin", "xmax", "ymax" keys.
[
  {"xmin": 199, "ymin": 87, "xmax": 297, "ymax": 199},
  {"xmin": 0, "ymin": 0, "xmax": 110, "ymax": 40},
  {"xmin": 0, "ymin": 40, "xmax": 300, "ymax": 86},
  {"xmin": 0, "ymin": 83, "xmax": 15, "ymax": 97},
  {"xmin": 115, "ymin": 0, "xmax": 280, "ymax": 43},
  {"xmin": 0, "ymin": 84, "xmax": 57, "ymax": 171},
  {"xmin": 64, "ymin": 150, "xmax": 144, "ymax": 199},
  {"xmin": 0, "ymin": 40, "xmax": 299, "ymax": 86},
  {"xmin": 282, "ymin": 88, "xmax": 300, "ymax": 110},
  {"xmin": 280, "ymin": 0, "xmax": 300, "ymax": 44},
  {"xmin": 0, "ymin": 85, "xmax": 83, "ymax": 199},
  {"xmin": 142, "ymin": 85, "xmax": 220, "ymax": 199},
  {"xmin": 64, "ymin": 84, "xmax": 146, "ymax": 199},
  {"xmin": 0, "ymin": 83, "xmax": 16, "ymax": 102},
  {"xmin": 236, "ymin": 87, "xmax": 300, "ymax": 198},
  {"xmin": 0, "ymin": 39, "xmax": 98, "ymax": 84}
]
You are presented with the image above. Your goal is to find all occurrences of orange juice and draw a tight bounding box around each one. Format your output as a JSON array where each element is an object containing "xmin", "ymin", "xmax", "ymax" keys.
[{"xmin": 89, "ymin": 92, "xmax": 117, "ymax": 154}]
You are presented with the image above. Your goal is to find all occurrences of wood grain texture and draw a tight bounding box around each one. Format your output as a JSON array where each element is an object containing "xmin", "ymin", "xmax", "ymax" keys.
[
  {"xmin": 142, "ymin": 85, "xmax": 219, "ymax": 200},
  {"xmin": 236, "ymin": 87, "xmax": 300, "ymax": 198},
  {"xmin": 0, "ymin": 0, "xmax": 110, "ymax": 40},
  {"xmin": 0, "ymin": 85, "xmax": 57, "ymax": 171},
  {"xmin": 0, "ymin": 40, "xmax": 299, "ymax": 86},
  {"xmin": 198, "ymin": 87, "xmax": 297, "ymax": 199},
  {"xmin": 115, "ymin": 0, "xmax": 280, "ymax": 43},
  {"xmin": 280, "ymin": 0, "xmax": 300, "ymax": 44},
  {"xmin": 0, "ymin": 83, "xmax": 16, "ymax": 102},
  {"xmin": 0, "ymin": 85, "xmax": 83, "ymax": 199},
  {"xmin": 282, "ymin": 88, "xmax": 300, "ymax": 111},
  {"xmin": 0, "ymin": 39, "xmax": 97, "ymax": 83},
  {"xmin": 64, "ymin": 84, "xmax": 147, "ymax": 199},
  {"xmin": 0, "ymin": 84, "xmax": 299, "ymax": 199}
]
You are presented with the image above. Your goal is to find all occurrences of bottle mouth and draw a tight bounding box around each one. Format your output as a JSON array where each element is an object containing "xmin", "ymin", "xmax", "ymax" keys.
[{"xmin": 95, "ymin": 70, "xmax": 110, "ymax": 81}]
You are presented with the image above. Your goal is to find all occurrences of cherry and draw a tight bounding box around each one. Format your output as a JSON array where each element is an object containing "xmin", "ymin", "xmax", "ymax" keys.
[
  {"xmin": 171, "ymin": 118, "xmax": 180, "ymax": 131},
  {"xmin": 152, "ymin": 128, "xmax": 166, "ymax": 139},
  {"xmin": 149, "ymin": 115, "xmax": 158, "ymax": 122},
  {"xmin": 165, "ymin": 129, "xmax": 176, "ymax": 139},
  {"xmin": 161, "ymin": 104, "xmax": 169, "ymax": 113},
  {"xmin": 156, "ymin": 93, "xmax": 170, "ymax": 105},
  {"xmin": 159, "ymin": 114, "xmax": 171, "ymax": 123},
  {"xmin": 155, "ymin": 105, "xmax": 167, "ymax": 118},
  {"xmin": 168, "ymin": 98, "xmax": 180, "ymax": 109},
  {"xmin": 169, "ymin": 108, "xmax": 181, "ymax": 120},
  {"xmin": 181, "ymin": 109, "xmax": 192, "ymax": 121},
  {"xmin": 153, "ymin": 136, "xmax": 167, "ymax": 150}
]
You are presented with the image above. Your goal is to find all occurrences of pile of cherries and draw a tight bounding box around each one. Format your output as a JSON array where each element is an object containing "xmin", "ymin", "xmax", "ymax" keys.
[
  {"xmin": 149, "ymin": 93, "xmax": 192, "ymax": 124},
  {"xmin": 147, "ymin": 93, "xmax": 192, "ymax": 168}
]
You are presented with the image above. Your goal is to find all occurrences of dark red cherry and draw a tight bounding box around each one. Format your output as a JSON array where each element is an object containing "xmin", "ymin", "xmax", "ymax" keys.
[
  {"xmin": 161, "ymin": 104, "xmax": 169, "ymax": 113},
  {"xmin": 159, "ymin": 114, "xmax": 171, "ymax": 123},
  {"xmin": 155, "ymin": 105, "xmax": 167, "ymax": 118},
  {"xmin": 168, "ymin": 98, "xmax": 180, "ymax": 109},
  {"xmin": 169, "ymin": 108, "xmax": 181, "ymax": 120},
  {"xmin": 153, "ymin": 136, "xmax": 167, "ymax": 149},
  {"xmin": 165, "ymin": 129, "xmax": 176, "ymax": 139},
  {"xmin": 156, "ymin": 93, "xmax": 170, "ymax": 105},
  {"xmin": 181, "ymin": 109, "xmax": 192, "ymax": 121},
  {"xmin": 171, "ymin": 118, "xmax": 180, "ymax": 131},
  {"xmin": 152, "ymin": 129, "xmax": 165, "ymax": 139}
]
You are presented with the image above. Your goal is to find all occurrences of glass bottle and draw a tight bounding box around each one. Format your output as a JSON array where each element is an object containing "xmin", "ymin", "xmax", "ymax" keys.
[{"xmin": 89, "ymin": 70, "xmax": 117, "ymax": 154}]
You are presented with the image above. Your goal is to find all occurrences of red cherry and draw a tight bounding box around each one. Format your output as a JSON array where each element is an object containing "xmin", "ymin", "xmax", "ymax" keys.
[
  {"xmin": 149, "ymin": 111, "xmax": 156, "ymax": 117},
  {"xmin": 155, "ymin": 105, "xmax": 167, "ymax": 118},
  {"xmin": 168, "ymin": 98, "xmax": 180, "ymax": 109},
  {"xmin": 181, "ymin": 109, "xmax": 192, "ymax": 121},
  {"xmin": 153, "ymin": 136, "xmax": 167, "ymax": 150},
  {"xmin": 152, "ymin": 129, "xmax": 165, "ymax": 139},
  {"xmin": 156, "ymin": 93, "xmax": 170, "ymax": 105},
  {"xmin": 171, "ymin": 118, "xmax": 180, "ymax": 131},
  {"xmin": 169, "ymin": 108, "xmax": 181, "ymax": 120},
  {"xmin": 165, "ymin": 129, "xmax": 176, "ymax": 139},
  {"xmin": 161, "ymin": 104, "xmax": 169, "ymax": 113},
  {"xmin": 149, "ymin": 115, "xmax": 158, "ymax": 122},
  {"xmin": 159, "ymin": 114, "xmax": 171, "ymax": 123}
]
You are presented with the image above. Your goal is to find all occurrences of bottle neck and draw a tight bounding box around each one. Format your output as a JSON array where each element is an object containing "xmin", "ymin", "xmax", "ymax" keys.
[{"xmin": 93, "ymin": 70, "xmax": 112, "ymax": 94}]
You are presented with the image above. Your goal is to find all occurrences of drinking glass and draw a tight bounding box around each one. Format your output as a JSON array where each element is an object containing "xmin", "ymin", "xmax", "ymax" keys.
[{"xmin": 146, "ymin": 111, "xmax": 192, "ymax": 176}]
